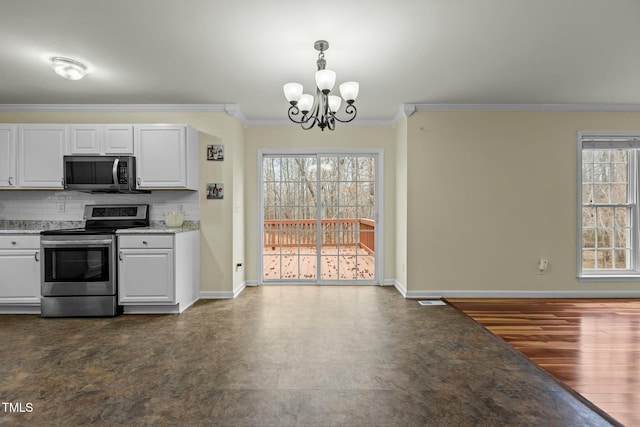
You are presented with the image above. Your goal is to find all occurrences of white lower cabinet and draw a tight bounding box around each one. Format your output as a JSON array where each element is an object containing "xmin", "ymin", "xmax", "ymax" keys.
[
  {"xmin": 117, "ymin": 231, "xmax": 199, "ymax": 313},
  {"xmin": 0, "ymin": 235, "xmax": 41, "ymax": 306},
  {"xmin": 119, "ymin": 247, "xmax": 174, "ymax": 303}
]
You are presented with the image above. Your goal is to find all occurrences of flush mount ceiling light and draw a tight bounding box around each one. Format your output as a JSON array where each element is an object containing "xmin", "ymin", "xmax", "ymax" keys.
[
  {"xmin": 284, "ymin": 40, "xmax": 359, "ymax": 131},
  {"xmin": 50, "ymin": 57, "xmax": 86, "ymax": 80}
]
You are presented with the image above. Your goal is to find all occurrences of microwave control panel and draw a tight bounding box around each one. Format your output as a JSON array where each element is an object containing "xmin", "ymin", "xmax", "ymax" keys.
[{"xmin": 119, "ymin": 161, "xmax": 129, "ymax": 184}]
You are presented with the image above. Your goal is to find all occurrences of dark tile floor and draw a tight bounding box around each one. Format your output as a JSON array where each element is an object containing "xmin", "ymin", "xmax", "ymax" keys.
[{"xmin": 0, "ymin": 286, "xmax": 618, "ymax": 426}]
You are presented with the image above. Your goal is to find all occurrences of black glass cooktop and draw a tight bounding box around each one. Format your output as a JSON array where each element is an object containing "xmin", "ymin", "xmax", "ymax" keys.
[
  {"xmin": 41, "ymin": 227, "xmax": 118, "ymax": 236},
  {"xmin": 40, "ymin": 204, "xmax": 150, "ymax": 236}
]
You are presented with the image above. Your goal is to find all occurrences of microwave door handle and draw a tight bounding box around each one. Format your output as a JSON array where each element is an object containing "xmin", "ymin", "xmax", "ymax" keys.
[{"xmin": 112, "ymin": 158, "xmax": 120, "ymax": 185}]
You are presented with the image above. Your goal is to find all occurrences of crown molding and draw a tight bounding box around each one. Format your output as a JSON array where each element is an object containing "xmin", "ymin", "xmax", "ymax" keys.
[
  {"xmin": 410, "ymin": 103, "xmax": 640, "ymax": 112},
  {"xmin": 0, "ymin": 103, "xmax": 233, "ymax": 113},
  {"xmin": 223, "ymin": 104, "xmax": 249, "ymax": 124},
  {"xmin": 5, "ymin": 103, "xmax": 640, "ymax": 129},
  {"xmin": 0, "ymin": 103, "xmax": 251, "ymax": 125}
]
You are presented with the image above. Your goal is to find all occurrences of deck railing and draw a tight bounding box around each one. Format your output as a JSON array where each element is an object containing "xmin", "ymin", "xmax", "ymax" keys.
[{"xmin": 264, "ymin": 218, "xmax": 375, "ymax": 254}]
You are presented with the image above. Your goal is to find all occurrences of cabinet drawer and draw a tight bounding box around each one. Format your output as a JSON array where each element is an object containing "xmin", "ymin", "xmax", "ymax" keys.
[
  {"xmin": 0, "ymin": 235, "xmax": 40, "ymax": 249},
  {"xmin": 118, "ymin": 235, "xmax": 173, "ymax": 249}
]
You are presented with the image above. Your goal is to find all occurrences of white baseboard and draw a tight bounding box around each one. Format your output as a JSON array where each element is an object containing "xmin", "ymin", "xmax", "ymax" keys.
[
  {"xmin": 382, "ymin": 279, "xmax": 396, "ymax": 287},
  {"xmin": 0, "ymin": 305, "xmax": 40, "ymax": 315},
  {"xmin": 391, "ymin": 280, "xmax": 407, "ymax": 297},
  {"xmin": 233, "ymin": 281, "xmax": 247, "ymax": 297},
  {"xmin": 404, "ymin": 290, "xmax": 640, "ymax": 299},
  {"xmin": 199, "ymin": 291, "xmax": 235, "ymax": 299},
  {"xmin": 200, "ymin": 281, "xmax": 247, "ymax": 299},
  {"xmin": 199, "ymin": 282, "xmax": 247, "ymax": 299},
  {"xmin": 123, "ymin": 304, "xmax": 181, "ymax": 314}
]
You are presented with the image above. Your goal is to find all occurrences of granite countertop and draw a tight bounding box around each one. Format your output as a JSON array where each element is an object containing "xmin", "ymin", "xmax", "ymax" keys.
[
  {"xmin": 116, "ymin": 221, "xmax": 200, "ymax": 234},
  {"xmin": 0, "ymin": 220, "xmax": 84, "ymax": 234},
  {"xmin": 0, "ymin": 220, "xmax": 199, "ymax": 234},
  {"xmin": 0, "ymin": 228, "xmax": 43, "ymax": 235}
]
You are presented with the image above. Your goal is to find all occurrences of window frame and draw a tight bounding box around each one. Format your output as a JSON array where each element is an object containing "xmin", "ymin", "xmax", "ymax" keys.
[{"xmin": 577, "ymin": 131, "xmax": 640, "ymax": 281}]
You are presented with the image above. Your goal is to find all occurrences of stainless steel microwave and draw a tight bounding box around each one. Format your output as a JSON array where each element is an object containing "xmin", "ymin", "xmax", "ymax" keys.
[{"xmin": 63, "ymin": 155, "xmax": 137, "ymax": 192}]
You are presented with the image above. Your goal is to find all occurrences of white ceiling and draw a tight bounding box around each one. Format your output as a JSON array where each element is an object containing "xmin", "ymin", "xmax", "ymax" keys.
[{"xmin": 2, "ymin": 0, "xmax": 640, "ymax": 122}]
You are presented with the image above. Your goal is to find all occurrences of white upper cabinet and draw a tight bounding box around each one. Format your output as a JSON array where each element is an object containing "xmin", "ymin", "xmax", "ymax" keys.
[
  {"xmin": 1, "ymin": 123, "xmax": 196, "ymax": 190},
  {"xmin": 134, "ymin": 125, "xmax": 198, "ymax": 190},
  {"xmin": 69, "ymin": 125, "xmax": 100, "ymax": 154},
  {"xmin": 0, "ymin": 125, "xmax": 16, "ymax": 188},
  {"xmin": 69, "ymin": 124, "xmax": 134, "ymax": 155},
  {"xmin": 103, "ymin": 125, "xmax": 134, "ymax": 154},
  {"xmin": 17, "ymin": 125, "xmax": 67, "ymax": 188}
]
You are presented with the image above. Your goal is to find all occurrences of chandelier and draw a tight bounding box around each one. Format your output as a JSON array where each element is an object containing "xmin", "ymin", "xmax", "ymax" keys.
[{"xmin": 283, "ymin": 40, "xmax": 359, "ymax": 131}]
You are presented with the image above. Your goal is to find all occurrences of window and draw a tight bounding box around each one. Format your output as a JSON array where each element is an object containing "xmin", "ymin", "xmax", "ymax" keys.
[{"xmin": 578, "ymin": 134, "xmax": 639, "ymax": 278}]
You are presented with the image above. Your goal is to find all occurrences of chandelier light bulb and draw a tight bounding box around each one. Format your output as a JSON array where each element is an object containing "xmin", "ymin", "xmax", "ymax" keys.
[
  {"xmin": 328, "ymin": 95, "xmax": 342, "ymax": 113},
  {"xmin": 339, "ymin": 82, "xmax": 359, "ymax": 103},
  {"xmin": 315, "ymin": 69, "xmax": 336, "ymax": 93},
  {"xmin": 283, "ymin": 82, "xmax": 303, "ymax": 104},
  {"xmin": 297, "ymin": 94, "xmax": 314, "ymax": 113},
  {"xmin": 51, "ymin": 57, "xmax": 87, "ymax": 80}
]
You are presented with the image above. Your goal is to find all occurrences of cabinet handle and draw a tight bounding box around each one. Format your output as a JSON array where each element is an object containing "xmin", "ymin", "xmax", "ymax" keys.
[
  {"xmin": 11, "ymin": 241, "xmax": 16, "ymax": 246},
  {"xmin": 119, "ymin": 251, "xmax": 123, "ymax": 261},
  {"xmin": 142, "ymin": 240, "xmax": 148, "ymax": 245},
  {"xmin": 8, "ymin": 176, "xmax": 13, "ymax": 185},
  {"xmin": 35, "ymin": 251, "xmax": 39, "ymax": 262},
  {"xmin": 137, "ymin": 177, "xmax": 141, "ymax": 185}
]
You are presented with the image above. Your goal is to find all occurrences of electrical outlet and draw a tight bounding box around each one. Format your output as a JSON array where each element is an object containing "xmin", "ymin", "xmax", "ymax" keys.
[
  {"xmin": 537, "ymin": 259, "xmax": 549, "ymax": 274},
  {"xmin": 56, "ymin": 202, "xmax": 65, "ymax": 213}
]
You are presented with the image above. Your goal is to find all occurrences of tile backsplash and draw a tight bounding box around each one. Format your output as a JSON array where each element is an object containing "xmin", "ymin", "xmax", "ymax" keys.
[{"xmin": 0, "ymin": 191, "xmax": 199, "ymax": 221}]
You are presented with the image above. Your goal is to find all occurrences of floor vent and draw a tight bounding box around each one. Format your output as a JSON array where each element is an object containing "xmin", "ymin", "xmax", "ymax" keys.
[{"xmin": 418, "ymin": 300, "xmax": 446, "ymax": 306}]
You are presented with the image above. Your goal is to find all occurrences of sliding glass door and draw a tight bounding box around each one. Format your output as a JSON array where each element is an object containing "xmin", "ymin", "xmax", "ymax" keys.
[{"xmin": 261, "ymin": 152, "xmax": 379, "ymax": 284}]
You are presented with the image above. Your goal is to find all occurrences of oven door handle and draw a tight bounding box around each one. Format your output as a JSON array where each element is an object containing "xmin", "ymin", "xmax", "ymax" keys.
[
  {"xmin": 41, "ymin": 239, "xmax": 114, "ymax": 247},
  {"xmin": 112, "ymin": 158, "xmax": 120, "ymax": 186}
]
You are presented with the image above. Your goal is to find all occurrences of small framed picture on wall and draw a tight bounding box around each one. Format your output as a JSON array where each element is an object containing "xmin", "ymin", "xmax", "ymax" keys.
[
  {"xmin": 206, "ymin": 183, "xmax": 224, "ymax": 199},
  {"xmin": 207, "ymin": 144, "xmax": 224, "ymax": 161}
]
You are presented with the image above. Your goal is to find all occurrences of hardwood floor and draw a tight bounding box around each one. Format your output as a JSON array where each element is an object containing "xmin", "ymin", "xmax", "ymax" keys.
[{"xmin": 448, "ymin": 298, "xmax": 640, "ymax": 427}]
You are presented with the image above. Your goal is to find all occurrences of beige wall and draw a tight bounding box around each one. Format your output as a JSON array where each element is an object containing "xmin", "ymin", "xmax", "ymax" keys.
[
  {"xmin": 0, "ymin": 110, "xmax": 243, "ymax": 295},
  {"xmin": 243, "ymin": 125, "xmax": 397, "ymax": 283},
  {"xmin": 406, "ymin": 109, "xmax": 640, "ymax": 295},
  {"xmin": 5, "ymin": 108, "xmax": 640, "ymax": 297}
]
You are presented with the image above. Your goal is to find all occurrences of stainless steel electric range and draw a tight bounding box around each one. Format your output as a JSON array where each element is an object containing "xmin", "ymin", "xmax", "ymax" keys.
[{"xmin": 40, "ymin": 204, "xmax": 149, "ymax": 317}]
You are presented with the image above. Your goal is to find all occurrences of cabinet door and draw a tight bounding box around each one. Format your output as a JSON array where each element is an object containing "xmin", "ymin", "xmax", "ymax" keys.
[
  {"xmin": 0, "ymin": 250, "xmax": 40, "ymax": 304},
  {"xmin": 17, "ymin": 125, "xmax": 66, "ymax": 188},
  {"xmin": 103, "ymin": 125, "xmax": 134, "ymax": 154},
  {"xmin": 0, "ymin": 125, "xmax": 16, "ymax": 188},
  {"xmin": 69, "ymin": 125, "xmax": 101, "ymax": 154},
  {"xmin": 135, "ymin": 125, "xmax": 187, "ymax": 188},
  {"xmin": 119, "ymin": 249, "xmax": 174, "ymax": 303}
]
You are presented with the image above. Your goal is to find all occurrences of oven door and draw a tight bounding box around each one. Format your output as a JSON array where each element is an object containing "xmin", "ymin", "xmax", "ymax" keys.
[{"xmin": 41, "ymin": 235, "xmax": 116, "ymax": 296}]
